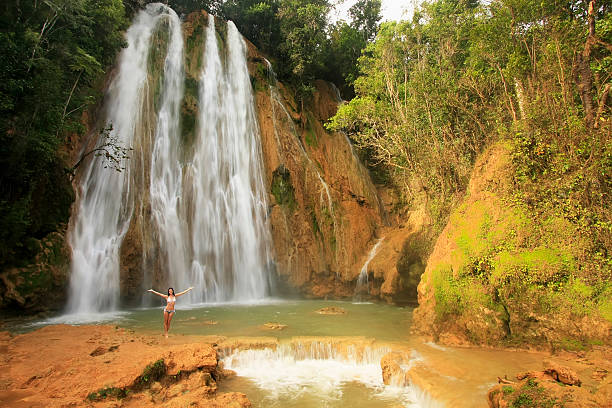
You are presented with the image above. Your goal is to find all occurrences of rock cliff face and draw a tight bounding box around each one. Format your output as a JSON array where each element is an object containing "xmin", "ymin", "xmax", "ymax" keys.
[
  {"xmin": 413, "ymin": 142, "xmax": 612, "ymax": 348},
  {"xmin": 246, "ymin": 49, "xmax": 386, "ymax": 297},
  {"xmin": 0, "ymin": 10, "xmax": 430, "ymax": 313}
]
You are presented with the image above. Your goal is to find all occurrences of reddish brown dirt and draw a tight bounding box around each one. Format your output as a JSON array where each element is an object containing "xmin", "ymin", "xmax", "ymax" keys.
[{"xmin": 0, "ymin": 325, "xmax": 250, "ymax": 407}]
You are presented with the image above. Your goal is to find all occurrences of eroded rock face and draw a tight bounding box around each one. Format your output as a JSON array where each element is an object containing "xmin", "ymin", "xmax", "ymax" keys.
[
  {"xmin": 412, "ymin": 142, "xmax": 612, "ymax": 347},
  {"xmin": 246, "ymin": 44, "xmax": 390, "ymax": 298},
  {"xmin": 488, "ymin": 362, "xmax": 606, "ymax": 408},
  {"xmin": 380, "ymin": 351, "xmax": 408, "ymax": 386}
]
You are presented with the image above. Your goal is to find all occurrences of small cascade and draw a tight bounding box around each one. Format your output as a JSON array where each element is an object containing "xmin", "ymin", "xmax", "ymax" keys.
[
  {"xmin": 221, "ymin": 339, "xmax": 442, "ymax": 407},
  {"xmin": 355, "ymin": 237, "xmax": 385, "ymax": 298}
]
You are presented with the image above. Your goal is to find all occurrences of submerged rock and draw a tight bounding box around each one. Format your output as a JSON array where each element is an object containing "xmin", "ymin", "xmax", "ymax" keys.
[
  {"xmin": 262, "ymin": 322, "xmax": 287, "ymax": 330},
  {"xmin": 380, "ymin": 351, "xmax": 408, "ymax": 386},
  {"xmin": 315, "ymin": 306, "xmax": 346, "ymax": 315}
]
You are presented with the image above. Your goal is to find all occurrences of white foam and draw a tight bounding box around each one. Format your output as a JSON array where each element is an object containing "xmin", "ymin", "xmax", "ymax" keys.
[
  {"xmin": 222, "ymin": 346, "xmax": 444, "ymax": 407},
  {"xmin": 29, "ymin": 311, "xmax": 129, "ymax": 326}
]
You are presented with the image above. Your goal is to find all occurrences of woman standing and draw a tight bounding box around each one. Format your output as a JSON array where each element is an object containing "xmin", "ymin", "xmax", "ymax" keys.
[{"xmin": 147, "ymin": 287, "xmax": 193, "ymax": 337}]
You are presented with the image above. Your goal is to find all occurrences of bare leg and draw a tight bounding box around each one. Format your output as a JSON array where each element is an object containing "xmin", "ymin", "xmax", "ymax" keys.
[
  {"xmin": 163, "ymin": 311, "xmax": 169, "ymax": 338},
  {"xmin": 167, "ymin": 312, "xmax": 175, "ymax": 336}
]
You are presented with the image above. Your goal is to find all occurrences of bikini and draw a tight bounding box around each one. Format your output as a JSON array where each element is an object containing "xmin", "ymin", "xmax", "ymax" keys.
[{"xmin": 164, "ymin": 296, "xmax": 176, "ymax": 314}]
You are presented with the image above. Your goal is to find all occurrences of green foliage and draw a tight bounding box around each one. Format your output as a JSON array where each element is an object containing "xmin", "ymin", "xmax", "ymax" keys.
[
  {"xmin": 137, "ymin": 359, "xmax": 166, "ymax": 387},
  {"xmin": 0, "ymin": 0, "xmax": 128, "ymax": 267},
  {"xmin": 509, "ymin": 379, "xmax": 560, "ymax": 408},
  {"xmin": 323, "ymin": 0, "xmax": 381, "ymax": 97},
  {"xmin": 87, "ymin": 386, "xmax": 128, "ymax": 401},
  {"xmin": 277, "ymin": 0, "xmax": 329, "ymax": 81},
  {"xmin": 328, "ymin": 0, "xmax": 612, "ymax": 237},
  {"xmin": 212, "ymin": 0, "xmax": 380, "ymax": 98}
]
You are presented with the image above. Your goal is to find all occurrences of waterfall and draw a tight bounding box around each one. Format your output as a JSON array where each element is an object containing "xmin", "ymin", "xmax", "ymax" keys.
[
  {"xmin": 221, "ymin": 342, "xmax": 442, "ymax": 407},
  {"xmin": 67, "ymin": 5, "xmax": 273, "ymax": 314},
  {"xmin": 355, "ymin": 237, "xmax": 385, "ymax": 297},
  {"xmin": 186, "ymin": 16, "xmax": 273, "ymax": 302},
  {"xmin": 67, "ymin": 4, "xmax": 179, "ymax": 314}
]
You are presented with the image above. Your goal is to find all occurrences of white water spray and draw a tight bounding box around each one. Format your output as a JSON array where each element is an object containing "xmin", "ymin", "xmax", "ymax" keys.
[
  {"xmin": 222, "ymin": 341, "xmax": 442, "ymax": 407},
  {"xmin": 186, "ymin": 16, "xmax": 273, "ymax": 302}
]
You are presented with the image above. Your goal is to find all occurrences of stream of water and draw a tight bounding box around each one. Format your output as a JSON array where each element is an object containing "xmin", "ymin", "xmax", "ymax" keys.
[{"xmin": 9, "ymin": 299, "xmax": 548, "ymax": 407}]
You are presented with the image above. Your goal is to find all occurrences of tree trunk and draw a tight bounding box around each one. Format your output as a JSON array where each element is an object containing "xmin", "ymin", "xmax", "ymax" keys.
[{"xmin": 575, "ymin": 1, "xmax": 597, "ymax": 129}]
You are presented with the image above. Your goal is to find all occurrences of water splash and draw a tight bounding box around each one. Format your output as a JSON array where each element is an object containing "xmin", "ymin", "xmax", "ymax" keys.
[{"xmin": 221, "ymin": 341, "xmax": 442, "ymax": 407}]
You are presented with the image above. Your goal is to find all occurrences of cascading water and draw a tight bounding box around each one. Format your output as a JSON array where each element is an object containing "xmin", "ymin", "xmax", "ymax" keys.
[
  {"xmin": 67, "ymin": 4, "xmax": 180, "ymax": 314},
  {"xmin": 263, "ymin": 59, "xmax": 338, "ymax": 243},
  {"xmin": 355, "ymin": 237, "xmax": 385, "ymax": 297},
  {"xmin": 67, "ymin": 5, "xmax": 273, "ymax": 315},
  {"xmin": 221, "ymin": 341, "xmax": 442, "ymax": 407},
  {"xmin": 186, "ymin": 16, "xmax": 273, "ymax": 302}
]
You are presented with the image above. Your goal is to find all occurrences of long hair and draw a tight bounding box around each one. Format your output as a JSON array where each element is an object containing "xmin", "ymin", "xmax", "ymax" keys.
[{"xmin": 167, "ymin": 287, "xmax": 175, "ymax": 296}]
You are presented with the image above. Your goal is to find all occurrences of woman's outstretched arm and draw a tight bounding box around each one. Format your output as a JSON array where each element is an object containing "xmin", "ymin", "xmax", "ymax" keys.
[
  {"xmin": 175, "ymin": 287, "xmax": 194, "ymax": 297},
  {"xmin": 147, "ymin": 289, "xmax": 167, "ymax": 298}
]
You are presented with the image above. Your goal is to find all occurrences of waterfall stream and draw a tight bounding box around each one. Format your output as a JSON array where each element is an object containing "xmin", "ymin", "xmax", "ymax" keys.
[
  {"xmin": 355, "ymin": 237, "xmax": 385, "ymax": 297},
  {"xmin": 68, "ymin": 4, "xmax": 273, "ymax": 314}
]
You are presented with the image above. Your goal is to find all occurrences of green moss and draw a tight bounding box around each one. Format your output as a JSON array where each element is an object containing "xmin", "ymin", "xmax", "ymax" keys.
[
  {"xmin": 137, "ymin": 359, "xmax": 166, "ymax": 387},
  {"xmin": 311, "ymin": 209, "xmax": 321, "ymax": 239},
  {"xmin": 148, "ymin": 20, "xmax": 170, "ymax": 112},
  {"xmin": 432, "ymin": 264, "xmax": 464, "ymax": 319},
  {"xmin": 85, "ymin": 359, "xmax": 165, "ymax": 402},
  {"xmin": 87, "ymin": 387, "xmax": 127, "ymax": 401},
  {"xmin": 599, "ymin": 294, "xmax": 612, "ymax": 323},
  {"xmin": 503, "ymin": 385, "xmax": 515, "ymax": 394},
  {"xmin": 304, "ymin": 112, "xmax": 318, "ymax": 147},
  {"xmin": 181, "ymin": 101, "xmax": 198, "ymax": 146},
  {"xmin": 184, "ymin": 76, "xmax": 199, "ymax": 99},
  {"xmin": 508, "ymin": 379, "xmax": 560, "ymax": 408},
  {"xmin": 180, "ymin": 75, "xmax": 199, "ymax": 148},
  {"xmin": 271, "ymin": 165, "xmax": 297, "ymax": 212},
  {"xmin": 490, "ymin": 247, "xmax": 574, "ymax": 288},
  {"xmin": 557, "ymin": 338, "xmax": 587, "ymax": 352}
]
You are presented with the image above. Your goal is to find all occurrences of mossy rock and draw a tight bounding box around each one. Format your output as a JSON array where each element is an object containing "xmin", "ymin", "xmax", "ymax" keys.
[
  {"xmin": 418, "ymin": 143, "xmax": 612, "ymax": 347},
  {"xmin": 271, "ymin": 165, "xmax": 297, "ymax": 212},
  {"xmin": 1, "ymin": 230, "xmax": 71, "ymax": 312}
]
